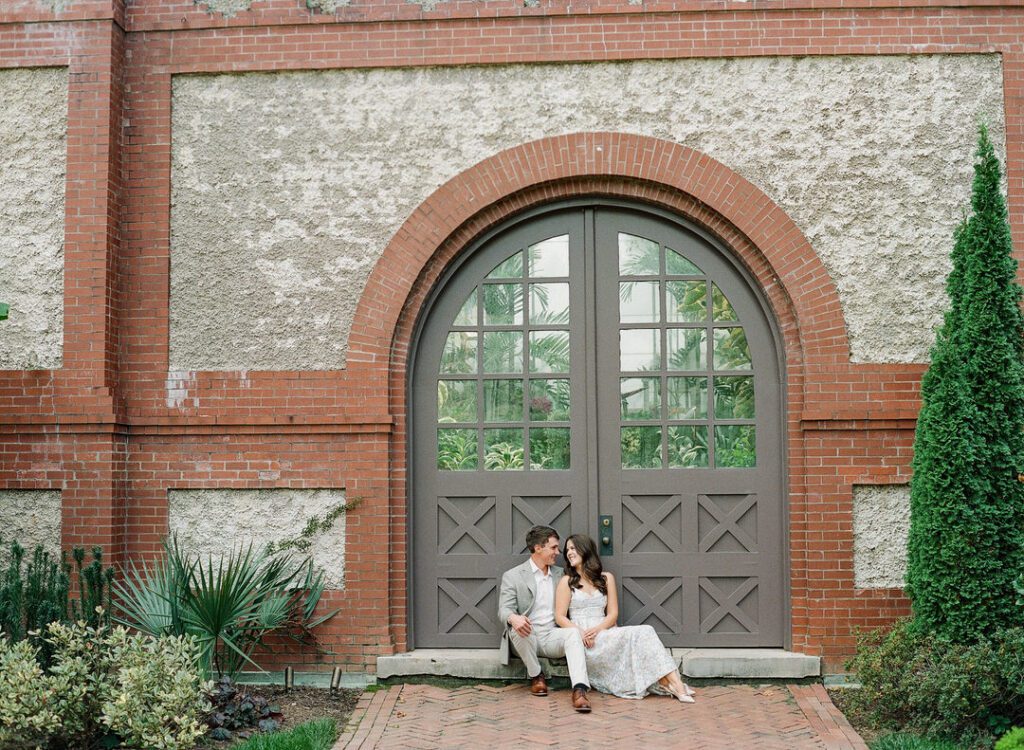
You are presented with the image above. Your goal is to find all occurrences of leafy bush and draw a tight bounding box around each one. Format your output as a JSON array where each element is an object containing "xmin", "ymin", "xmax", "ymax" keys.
[
  {"xmin": 0, "ymin": 637, "xmax": 62, "ymax": 749},
  {"xmin": 869, "ymin": 734, "xmax": 963, "ymax": 750},
  {"xmin": 114, "ymin": 536, "xmax": 338, "ymax": 678},
  {"xmin": 100, "ymin": 626, "xmax": 211, "ymax": 749},
  {"xmin": 0, "ymin": 540, "xmax": 113, "ymax": 665},
  {"xmin": 845, "ymin": 620, "xmax": 1024, "ymax": 748},
  {"xmin": 0, "ymin": 620, "xmax": 208, "ymax": 750},
  {"xmin": 232, "ymin": 718, "xmax": 337, "ymax": 750},
  {"xmin": 206, "ymin": 675, "xmax": 283, "ymax": 741},
  {"xmin": 997, "ymin": 728, "xmax": 1024, "ymax": 750}
]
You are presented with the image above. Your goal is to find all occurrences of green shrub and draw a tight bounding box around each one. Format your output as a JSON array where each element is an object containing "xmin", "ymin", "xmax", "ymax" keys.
[
  {"xmin": 0, "ymin": 637, "xmax": 62, "ymax": 749},
  {"xmin": 114, "ymin": 536, "xmax": 339, "ymax": 678},
  {"xmin": 997, "ymin": 728, "xmax": 1024, "ymax": 750},
  {"xmin": 869, "ymin": 734, "xmax": 963, "ymax": 750},
  {"xmin": 905, "ymin": 124, "xmax": 1024, "ymax": 642},
  {"xmin": 0, "ymin": 540, "xmax": 113, "ymax": 666},
  {"xmin": 232, "ymin": 718, "xmax": 338, "ymax": 750},
  {"xmin": 0, "ymin": 620, "xmax": 209, "ymax": 750},
  {"xmin": 100, "ymin": 626, "xmax": 210, "ymax": 749},
  {"xmin": 205, "ymin": 675, "xmax": 283, "ymax": 741},
  {"xmin": 846, "ymin": 620, "xmax": 1024, "ymax": 748}
]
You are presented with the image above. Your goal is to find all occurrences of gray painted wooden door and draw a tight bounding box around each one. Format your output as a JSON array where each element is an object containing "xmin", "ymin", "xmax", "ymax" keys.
[{"xmin": 412, "ymin": 205, "xmax": 784, "ymax": 648}]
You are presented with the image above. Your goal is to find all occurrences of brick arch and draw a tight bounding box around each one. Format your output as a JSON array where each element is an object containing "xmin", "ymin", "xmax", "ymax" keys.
[
  {"xmin": 350, "ymin": 133, "xmax": 846, "ymax": 372},
  {"xmin": 365, "ymin": 133, "xmax": 844, "ymax": 653}
]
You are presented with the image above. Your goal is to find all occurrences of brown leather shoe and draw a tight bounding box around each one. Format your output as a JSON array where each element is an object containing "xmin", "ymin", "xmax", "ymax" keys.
[
  {"xmin": 572, "ymin": 687, "xmax": 591, "ymax": 713},
  {"xmin": 529, "ymin": 674, "xmax": 548, "ymax": 696}
]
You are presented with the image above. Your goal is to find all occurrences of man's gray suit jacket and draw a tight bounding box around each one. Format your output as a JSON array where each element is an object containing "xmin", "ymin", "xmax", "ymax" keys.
[{"xmin": 497, "ymin": 559, "xmax": 565, "ymax": 665}]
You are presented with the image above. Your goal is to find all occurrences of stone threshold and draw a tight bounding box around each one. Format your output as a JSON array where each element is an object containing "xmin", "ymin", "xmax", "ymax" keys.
[{"xmin": 377, "ymin": 648, "xmax": 820, "ymax": 680}]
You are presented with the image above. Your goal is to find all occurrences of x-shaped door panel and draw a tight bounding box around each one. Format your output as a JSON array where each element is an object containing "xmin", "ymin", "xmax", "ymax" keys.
[
  {"xmin": 699, "ymin": 576, "xmax": 758, "ymax": 634},
  {"xmin": 698, "ymin": 494, "xmax": 758, "ymax": 553},
  {"xmin": 622, "ymin": 494, "xmax": 683, "ymax": 554},
  {"xmin": 437, "ymin": 496, "xmax": 496, "ymax": 555},
  {"xmin": 437, "ymin": 578, "xmax": 498, "ymax": 635},
  {"xmin": 621, "ymin": 577, "xmax": 683, "ymax": 632}
]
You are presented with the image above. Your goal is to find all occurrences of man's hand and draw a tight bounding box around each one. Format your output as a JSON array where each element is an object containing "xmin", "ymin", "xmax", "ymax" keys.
[
  {"xmin": 509, "ymin": 613, "xmax": 533, "ymax": 637},
  {"xmin": 582, "ymin": 627, "xmax": 600, "ymax": 648}
]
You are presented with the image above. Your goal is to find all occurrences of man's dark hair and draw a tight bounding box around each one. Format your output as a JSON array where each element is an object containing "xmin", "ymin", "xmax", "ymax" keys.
[{"xmin": 526, "ymin": 525, "xmax": 558, "ymax": 553}]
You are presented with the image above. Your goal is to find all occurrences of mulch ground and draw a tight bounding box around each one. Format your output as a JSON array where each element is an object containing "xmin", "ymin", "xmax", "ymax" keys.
[
  {"xmin": 200, "ymin": 686, "xmax": 363, "ymax": 747},
  {"xmin": 828, "ymin": 688, "xmax": 882, "ymax": 745}
]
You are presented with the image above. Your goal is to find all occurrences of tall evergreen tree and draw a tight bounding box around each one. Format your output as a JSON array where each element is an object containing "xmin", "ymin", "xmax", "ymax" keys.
[{"xmin": 905, "ymin": 125, "xmax": 1024, "ymax": 641}]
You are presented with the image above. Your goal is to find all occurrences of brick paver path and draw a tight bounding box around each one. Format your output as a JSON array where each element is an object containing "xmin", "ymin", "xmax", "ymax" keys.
[{"xmin": 334, "ymin": 682, "xmax": 868, "ymax": 749}]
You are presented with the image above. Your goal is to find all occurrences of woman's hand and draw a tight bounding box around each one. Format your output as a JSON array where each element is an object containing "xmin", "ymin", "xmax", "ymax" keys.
[{"xmin": 582, "ymin": 626, "xmax": 601, "ymax": 648}]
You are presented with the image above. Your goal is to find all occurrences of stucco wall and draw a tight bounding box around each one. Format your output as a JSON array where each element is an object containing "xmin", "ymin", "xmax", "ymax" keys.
[
  {"xmin": 170, "ymin": 55, "xmax": 1002, "ymax": 370},
  {"xmin": 168, "ymin": 489, "xmax": 346, "ymax": 588},
  {"xmin": 167, "ymin": 52, "xmax": 999, "ymax": 368},
  {"xmin": 0, "ymin": 490, "xmax": 62, "ymax": 567},
  {"xmin": 853, "ymin": 484, "xmax": 910, "ymax": 589},
  {"xmin": 0, "ymin": 67, "xmax": 67, "ymax": 370}
]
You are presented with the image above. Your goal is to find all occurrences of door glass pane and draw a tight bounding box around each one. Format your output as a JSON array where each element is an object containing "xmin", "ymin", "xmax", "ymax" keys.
[
  {"xmin": 619, "ymin": 282, "xmax": 660, "ymax": 323},
  {"xmin": 453, "ymin": 289, "xmax": 477, "ymax": 326},
  {"xmin": 529, "ymin": 283, "xmax": 570, "ymax": 324},
  {"xmin": 665, "ymin": 247, "xmax": 702, "ymax": 275},
  {"xmin": 482, "ymin": 284, "xmax": 523, "ymax": 325},
  {"xmin": 620, "ymin": 329, "xmax": 660, "ymax": 371},
  {"xmin": 483, "ymin": 428, "xmax": 524, "ymax": 470},
  {"xmin": 530, "ymin": 379, "xmax": 570, "ymax": 421},
  {"xmin": 483, "ymin": 379, "xmax": 523, "ymax": 422},
  {"xmin": 437, "ymin": 428, "xmax": 478, "ymax": 471},
  {"xmin": 711, "ymin": 284, "xmax": 738, "ymax": 322},
  {"xmin": 620, "ymin": 377, "xmax": 660, "ymax": 420},
  {"xmin": 529, "ymin": 331, "xmax": 570, "ymax": 373},
  {"xmin": 668, "ymin": 425, "xmax": 708, "ymax": 468},
  {"xmin": 666, "ymin": 377, "xmax": 707, "ymax": 419},
  {"xmin": 438, "ymin": 379, "xmax": 476, "ymax": 422},
  {"xmin": 528, "ymin": 235, "xmax": 569, "ymax": 277},
  {"xmin": 713, "ymin": 327, "xmax": 752, "ymax": 370},
  {"xmin": 714, "ymin": 376, "xmax": 755, "ymax": 418},
  {"xmin": 482, "ymin": 331, "xmax": 523, "ymax": 373},
  {"xmin": 715, "ymin": 425, "xmax": 756, "ymax": 468},
  {"xmin": 666, "ymin": 281, "xmax": 706, "ymax": 323},
  {"xmin": 440, "ymin": 331, "xmax": 477, "ymax": 374},
  {"xmin": 487, "ymin": 251, "xmax": 524, "ymax": 279},
  {"xmin": 666, "ymin": 329, "xmax": 705, "ymax": 371},
  {"xmin": 530, "ymin": 428, "xmax": 570, "ymax": 470},
  {"xmin": 621, "ymin": 426, "xmax": 662, "ymax": 469},
  {"xmin": 618, "ymin": 233, "xmax": 660, "ymax": 276}
]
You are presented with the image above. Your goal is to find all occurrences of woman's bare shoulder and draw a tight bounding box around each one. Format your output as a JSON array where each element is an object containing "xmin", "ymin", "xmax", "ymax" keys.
[{"xmin": 602, "ymin": 571, "xmax": 615, "ymax": 583}]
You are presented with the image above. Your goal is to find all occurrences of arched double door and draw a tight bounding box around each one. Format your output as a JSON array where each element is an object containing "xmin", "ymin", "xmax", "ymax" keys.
[{"xmin": 411, "ymin": 203, "xmax": 785, "ymax": 648}]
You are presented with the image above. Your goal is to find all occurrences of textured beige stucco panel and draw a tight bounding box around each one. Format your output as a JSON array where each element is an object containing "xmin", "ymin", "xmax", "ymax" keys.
[
  {"xmin": 0, "ymin": 67, "xmax": 67, "ymax": 370},
  {"xmin": 168, "ymin": 489, "xmax": 346, "ymax": 588},
  {"xmin": 0, "ymin": 490, "xmax": 62, "ymax": 568},
  {"xmin": 170, "ymin": 56, "xmax": 1002, "ymax": 369},
  {"xmin": 853, "ymin": 485, "xmax": 910, "ymax": 589}
]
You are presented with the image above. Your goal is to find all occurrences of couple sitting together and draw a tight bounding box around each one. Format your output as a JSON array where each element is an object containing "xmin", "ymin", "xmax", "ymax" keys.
[{"xmin": 498, "ymin": 525, "xmax": 696, "ymax": 713}]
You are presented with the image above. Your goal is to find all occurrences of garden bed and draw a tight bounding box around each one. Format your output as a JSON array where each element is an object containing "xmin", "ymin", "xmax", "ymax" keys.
[{"xmin": 201, "ymin": 686, "xmax": 362, "ymax": 748}]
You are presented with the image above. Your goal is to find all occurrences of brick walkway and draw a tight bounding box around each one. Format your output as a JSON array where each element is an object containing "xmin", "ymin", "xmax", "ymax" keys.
[{"xmin": 334, "ymin": 682, "xmax": 868, "ymax": 749}]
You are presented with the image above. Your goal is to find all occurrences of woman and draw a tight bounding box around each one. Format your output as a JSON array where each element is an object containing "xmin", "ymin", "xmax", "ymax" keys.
[{"xmin": 555, "ymin": 534, "xmax": 695, "ymax": 702}]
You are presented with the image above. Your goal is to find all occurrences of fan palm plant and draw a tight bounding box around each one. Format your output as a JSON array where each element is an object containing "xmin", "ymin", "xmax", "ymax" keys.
[{"xmin": 114, "ymin": 536, "xmax": 338, "ymax": 678}]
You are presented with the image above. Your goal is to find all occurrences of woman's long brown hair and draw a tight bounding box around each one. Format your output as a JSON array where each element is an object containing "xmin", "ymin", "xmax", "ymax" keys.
[{"xmin": 563, "ymin": 534, "xmax": 608, "ymax": 596}]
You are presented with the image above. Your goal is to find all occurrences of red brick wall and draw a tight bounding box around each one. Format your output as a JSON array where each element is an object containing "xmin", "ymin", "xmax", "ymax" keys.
[{"xmin": 4, "ymin": 0, "xmax": 1022, "ymax": 672}]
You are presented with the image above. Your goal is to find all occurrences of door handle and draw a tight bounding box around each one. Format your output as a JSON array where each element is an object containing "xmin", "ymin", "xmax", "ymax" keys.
[{"xmin": 599, "ymin": 515, "xmax": 613, "ymax": 555}]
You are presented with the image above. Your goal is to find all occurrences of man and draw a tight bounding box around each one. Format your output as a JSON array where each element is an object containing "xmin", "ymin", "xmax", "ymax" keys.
[{"xmin": 498, "ymin": 525, "xmax": 592, "ymax": 713}]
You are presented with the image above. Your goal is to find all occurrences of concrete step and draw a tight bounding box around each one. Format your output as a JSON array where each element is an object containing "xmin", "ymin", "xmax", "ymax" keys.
[{"xmin": 377, "ymin": 648, "xmax": 820, "ymax": 680}]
